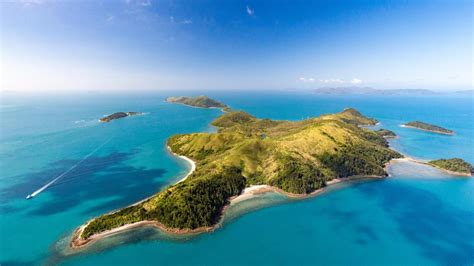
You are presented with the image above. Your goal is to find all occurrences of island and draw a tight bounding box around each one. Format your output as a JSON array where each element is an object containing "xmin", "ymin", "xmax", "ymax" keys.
[
  {"xmin": 313, "ymin": 87, "xmax": 436, "ymax": 95},
  {"xmin": 99, "ymin": 112, "xmax": 142, "ymax": 123},
  {"xmin": 402, "ymin": 121, "xmax": 454, "ymax": 135},
  {"xmin": 166, "ymin": 95, "xmax": 227, "ymax": 109},
  {"xmin": 71, "ymin": 107, "xmax": 403, "ymax": 248},
  {"xmin": 428, "ymin": 158, "xmax": 473, "ymax": 176}
]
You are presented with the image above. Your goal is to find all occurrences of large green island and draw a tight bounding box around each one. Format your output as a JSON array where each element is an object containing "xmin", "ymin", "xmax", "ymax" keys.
[
  {"xmin": 71, "ymin": 107, "xmax": 404, "ymax": 248},
  {"xmin": 166, "ymin": 95, "xmax": 227, "ymax": 109},
  {"xmin": 402, "ymin": 121, "xmax": 454, "ymax": 135}
]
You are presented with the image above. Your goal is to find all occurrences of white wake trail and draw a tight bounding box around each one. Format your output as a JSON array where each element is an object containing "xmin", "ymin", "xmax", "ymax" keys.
[{"xmin": 27, "ymin": 138, "xmax": 112, "ymax": 199}]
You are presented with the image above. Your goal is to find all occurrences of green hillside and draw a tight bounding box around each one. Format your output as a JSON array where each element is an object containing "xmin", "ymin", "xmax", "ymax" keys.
[{"xmin": 80, "ymin": 108, "xmax": 402, "ymax": 239}]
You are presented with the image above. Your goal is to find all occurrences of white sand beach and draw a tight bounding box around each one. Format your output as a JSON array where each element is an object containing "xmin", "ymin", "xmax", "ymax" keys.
[{"xmin": 177, "ymin": 155, "xmax": 196, "ymax": 183}]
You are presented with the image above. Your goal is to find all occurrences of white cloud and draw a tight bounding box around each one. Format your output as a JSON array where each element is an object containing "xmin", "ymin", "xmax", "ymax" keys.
[
  {"xmin": 299, "ymin": 77, "xmax": 315, "ymax": 83},
  {"xmin": 170, "ymin": 16, "xmax": 193, "ymax": 24},
  {"xmin": 319, "ymin": 79, "xmax": 344, "ymax": 84},
  {"xmin": 316, "ymin": 78, "xmax": 362, "ymax": 84},
  {"xmin": 139, "ymin": 0, "xmax": 151, "ymax": 6},
  {"xmin": 124, "ymin": 0, "xmax": 151, "ymax": 7},
  {"xmin": 19, "ymin": 0, "xmax": 44, "ymax": 7},
  {"xmin": 106, "ymin": 15, "xmax": 115, "ymax": 22},
  {"xmin": 246, "ymin": 5, "xmax": 254, "ymax": 16}
]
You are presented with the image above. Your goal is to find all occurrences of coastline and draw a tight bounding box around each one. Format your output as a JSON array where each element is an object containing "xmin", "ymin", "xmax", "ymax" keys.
[
  {"xmin": 70, "ymin": 147, "xmax": 198, "ymax": 250},
  {"xmin": 70, "ymin": 218, "xmax": 215, "ymax": 250},
  {"xmin": 231, "ymin": 177, "xmax": 378, "ymax": 202},
  {"xmin": 425, "ymin": 163, "xmax": 472, "ymax": 177},
  {"xmin": 400, "ymin": 124, "xmax": 454, "ymax": 135},
  {"xmin": 70, "ymin": 172, "xmax": 383, "ymax": 250},
  {"xmin": 389, "ymin": 157, "xmax": 472, "ymax": 177},
  {"xmin": 109, "ymin": 148, "xmax": 196, "ymax": 209},
  {"xmin": 69, "ymin": 132, "xmax": 467, "ymax": 250},
  {"xmin": 170, "ymin": 149, "xmax": 196, "ymax": 183}
]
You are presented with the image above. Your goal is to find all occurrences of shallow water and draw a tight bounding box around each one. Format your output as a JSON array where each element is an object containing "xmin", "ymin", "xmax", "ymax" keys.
[{"xmin": 0, "ymin": 91, "xmax": 473, "ymax": 265}]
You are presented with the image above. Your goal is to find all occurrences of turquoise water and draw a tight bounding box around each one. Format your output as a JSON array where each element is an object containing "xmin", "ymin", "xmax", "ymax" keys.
[{"xmin": 0, "ymin": 92, "xmax": 473, "ymax": 265}]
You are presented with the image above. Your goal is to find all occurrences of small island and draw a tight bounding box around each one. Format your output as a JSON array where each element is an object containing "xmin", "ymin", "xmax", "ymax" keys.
[
  {"xmin": 72, "ymin": 107, "xmax": 403, "ymax": 248},
  {"xmin": 402, "ymin": 121, "xmax": 454, "ymax": 135},
  {"xmin": 166, "ymin": 95, "xmax": 227, "ymax": 109},
  {"xmin": 99, "ymin": 112, "xmax": 142, "ymax": 123},
  {"xmin": 428, "ymin": 158, "xmax": 473, "ymax": 176}
]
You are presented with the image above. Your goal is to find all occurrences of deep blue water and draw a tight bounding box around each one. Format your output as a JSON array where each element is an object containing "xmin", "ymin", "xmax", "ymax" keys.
[{"xmin": 0, "ymin": 91, "xmax": 473, "ymax": 265}]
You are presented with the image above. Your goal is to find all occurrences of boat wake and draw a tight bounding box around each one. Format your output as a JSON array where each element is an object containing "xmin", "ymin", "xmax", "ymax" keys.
[{"xmin": 26, "ymin": 138, "xmax": 112, "ymax": 200}]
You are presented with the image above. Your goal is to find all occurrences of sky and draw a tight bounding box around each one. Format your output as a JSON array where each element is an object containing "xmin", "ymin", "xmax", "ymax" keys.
[{"xmin": 0, "ymin": 0, "xmax": 472, "ymax": 92}]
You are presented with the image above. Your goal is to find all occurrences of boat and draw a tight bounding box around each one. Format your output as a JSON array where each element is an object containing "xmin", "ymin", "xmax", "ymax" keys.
[{"xmin": 26, "ymin": 195, "xmax": 33, "ymax": 200}]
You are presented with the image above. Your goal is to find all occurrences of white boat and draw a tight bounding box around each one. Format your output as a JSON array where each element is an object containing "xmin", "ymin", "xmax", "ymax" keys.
[{"xmin": 26, "ymin": 194, "xmax": 33, "ymax": 200}]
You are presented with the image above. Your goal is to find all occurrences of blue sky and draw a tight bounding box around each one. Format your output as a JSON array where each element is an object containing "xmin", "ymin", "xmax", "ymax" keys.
[{"xmin": 1, "ymin": 0, "xmax": 472, "ymax": 92}]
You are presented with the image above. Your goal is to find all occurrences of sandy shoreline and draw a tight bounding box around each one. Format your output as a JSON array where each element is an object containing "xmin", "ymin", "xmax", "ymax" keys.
[
  {"xmin": 389, "ymin": 157, "xmax": 472, "ymax": 177},
  {"xmin": 108, "ymin": 148, "xmax": 196, "ymax": 209},
  {"xmin": 70, "ymin": 145, "xmax": 470, "ymax": 249},
  {"xmin": 231, "ymin": 177, "xmax": 374, "ymax": 203},
  {"xmin": 70, "ymin": 218, "xmax": 215, "ymax": 249},
  {"xmin": 176, "ymin": 155, "xmax": 196, "ymax": 183},
  {"xmin": 70, "ymin": 172, "xmax": 382, "ymax": 249},
  {"xmin": 165, "ymin": 145, "xmax": 197, "ymax": 182},
  {"xmin": 70, "ymin": 147, "xmax": 197, "ymax": 249}
]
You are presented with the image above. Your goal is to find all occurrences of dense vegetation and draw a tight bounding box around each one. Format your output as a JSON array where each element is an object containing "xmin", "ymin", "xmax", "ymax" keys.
[
  {"xmin": 319, "ymin": 143, "xmax": 399, "ymax": 177},
  {"xmin": 270, "ymin": 155, "xmax": 326, "ymax": 194},
  {"xmin": 166, "ymin": 95, "xmax": 227, "ymax": 108},
  {"xmin": 145, "ymin": 166, "xmax": 245, "ymax": 228},
  {"xmin": 428, "ymin": 158, "xmax": 473, "ymax": 175},
  {"xmin": 81, "ymin": 167, "xmax": 245, "ymax": 238},
  {"xmin": 81, "ymin": 107, "xmax": 403, "ymax": 239},
  {"xmin": 82, "ymin": 205, "xmax": 145, "ymax": 239},
  {"xmin": 404, "ymin": 121, "xmax": 453, "ymax": 135}
]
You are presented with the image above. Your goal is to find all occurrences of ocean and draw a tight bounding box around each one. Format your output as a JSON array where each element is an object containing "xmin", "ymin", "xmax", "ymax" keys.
[{"xmin": 0, "ymin": 91, "xmax": 473, "ymax": 265}]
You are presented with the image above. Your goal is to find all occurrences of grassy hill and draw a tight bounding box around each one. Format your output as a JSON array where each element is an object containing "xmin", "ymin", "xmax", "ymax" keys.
[
  {"xmin": 80, "ymin": 108, "xmax": 402, "ymax": 239},
  {"xmin": 166, "ymin": 95, "xmax": 227, "ymax": 108}
]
